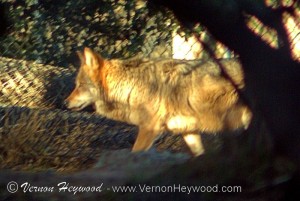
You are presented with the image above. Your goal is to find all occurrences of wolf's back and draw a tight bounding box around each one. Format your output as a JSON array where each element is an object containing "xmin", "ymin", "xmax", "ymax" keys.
[{"xmin": 102, "ymin": 58, "xmax": 247, "ymax": 132}]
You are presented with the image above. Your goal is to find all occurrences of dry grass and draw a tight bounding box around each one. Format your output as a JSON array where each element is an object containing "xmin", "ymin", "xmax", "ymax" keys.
[
  {"xmin": 0, "ymin": 107, "xmax": 119, "ymax": 172},
  {"xmin": 0, "ymin": 106, "xmax": 189, "ymax": 172}
]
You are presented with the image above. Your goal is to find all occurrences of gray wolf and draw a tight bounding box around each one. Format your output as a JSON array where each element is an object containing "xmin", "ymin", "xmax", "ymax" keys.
[{"xmin": 65, "ymin": 47, "xmax": 251, "ymax": 156}]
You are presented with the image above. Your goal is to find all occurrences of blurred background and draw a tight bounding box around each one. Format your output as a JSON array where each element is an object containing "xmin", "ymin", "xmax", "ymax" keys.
[{"xmin": 0, "ymin": 0, "xmax": 299, "ymax": 107}]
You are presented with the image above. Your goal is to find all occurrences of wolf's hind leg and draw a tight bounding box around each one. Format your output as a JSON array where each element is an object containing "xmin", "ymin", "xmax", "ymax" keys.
[
  {"xmin": 132, "ymin": 127, "xmax": 159, "ymax": 152},
  {"xmin": 183, "ymin": 133, "xmax": 204, "ymax": 156}
]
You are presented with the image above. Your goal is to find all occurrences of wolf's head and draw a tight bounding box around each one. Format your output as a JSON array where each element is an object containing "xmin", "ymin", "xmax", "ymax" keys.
[{"xmin": 65, "ymin": 48, "xmax": 105, "ymax": 111}]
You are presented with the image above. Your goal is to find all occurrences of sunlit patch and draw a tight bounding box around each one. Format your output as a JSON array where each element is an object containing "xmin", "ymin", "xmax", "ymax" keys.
[
  {"xmin": 172, "ymin": 29, "xmax": 235, "ymax": 60},
  {"xmin": 283, "ymin": 12, "xmax": 300, "ymax": 61},
  {"xmin": 184, "ymin": 134, "xmax": 199, "ymax": 145},
  {"xmin": 248, "ymin": 1, "xmax": 300, "ymax": 61},
  {"xmin": 183, "ymin": 134, "xmax": 204, "ymax": 156},
  {"xmin": 246, "ymin": 15, "xmax": 279, "ymax": 49},
  {"xmin": 265, "ymin": 0, "xmax": 294, "ymax": 7},
  {"xmin": 172, "ymin": 31, "xmax": 203, "ymax": 60},
  {"xmin": 167, "ymin": 115, "xmax": 198, "ymax": 133},
  {"xmin": 242, "ymin": 108, "xmax": 252, "ymax": 129}
]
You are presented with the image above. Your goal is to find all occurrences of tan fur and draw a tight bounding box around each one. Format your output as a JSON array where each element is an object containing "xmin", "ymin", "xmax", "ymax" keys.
[{"xmin": 65, "ymin": 47, "xmax": 252, "ymax": 156}]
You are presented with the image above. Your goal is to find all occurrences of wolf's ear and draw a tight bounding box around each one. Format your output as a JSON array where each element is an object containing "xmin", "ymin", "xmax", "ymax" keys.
[
  {"xmin": 83, "ymin": 47, "xmax": 103, "ymax": 69},
  {"xmin": 82, "ymin": 48, "xmax": 105, "ymax": 85}
]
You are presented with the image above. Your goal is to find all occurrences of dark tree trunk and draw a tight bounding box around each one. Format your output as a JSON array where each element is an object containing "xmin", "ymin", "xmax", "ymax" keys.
[{"xmin": 149, "ymin": 0, "xmax": 300, "ymax": 162}]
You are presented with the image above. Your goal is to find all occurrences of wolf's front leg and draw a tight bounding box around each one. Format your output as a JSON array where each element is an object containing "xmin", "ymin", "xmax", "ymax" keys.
[
  {"xmin": 132, "ymin": 127, "xmax": 160, "ymax": 152},
  {"xmin": 183, "ymin": 133, "xmax": 204, "ymax": 156}
]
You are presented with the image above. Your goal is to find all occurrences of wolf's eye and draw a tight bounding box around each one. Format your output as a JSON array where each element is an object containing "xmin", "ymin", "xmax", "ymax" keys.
[{"xmin": 76, "ymin": 81, "xmax": 84, "ymax": 87}]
